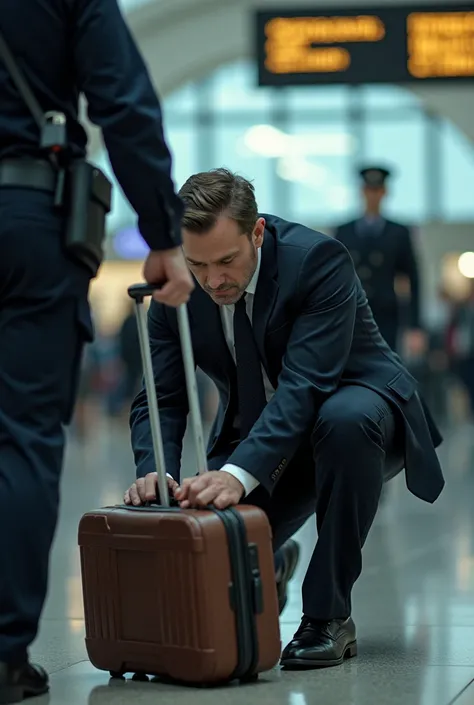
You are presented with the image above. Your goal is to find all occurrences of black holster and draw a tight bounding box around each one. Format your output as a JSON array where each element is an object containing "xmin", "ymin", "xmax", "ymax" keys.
[{"xmin": 63, "ymin": 160, "xmax": 112, "ymax": 278}]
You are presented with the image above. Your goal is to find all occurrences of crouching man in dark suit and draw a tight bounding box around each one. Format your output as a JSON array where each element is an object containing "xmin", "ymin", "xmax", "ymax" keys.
[{"xmin": 124, "ymin": 168, "xmax": 444, "ymax": 670}]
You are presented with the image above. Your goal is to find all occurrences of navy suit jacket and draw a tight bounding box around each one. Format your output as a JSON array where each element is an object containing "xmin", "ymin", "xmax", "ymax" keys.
[
  {"xmin": 335, "ymin": 219, "xmax": 421, "ymax": 329},
  {"xmin": 131, "ymin": 215, "xmax": 444, "ymax": 504}
]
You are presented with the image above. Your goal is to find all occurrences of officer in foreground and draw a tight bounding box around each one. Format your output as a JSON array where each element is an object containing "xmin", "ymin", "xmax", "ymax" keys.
[
  {"xmin": 0, "ymin": 1, "xmax": 193, "ymax": 702},
  {"xmin": 335, "ymin": 167, "xmax": 426, "ymax": 355}
]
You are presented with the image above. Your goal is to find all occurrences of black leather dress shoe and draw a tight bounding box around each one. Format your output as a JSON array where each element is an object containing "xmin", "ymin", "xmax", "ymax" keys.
[
  {"xmin": 280, "ymin": 616, "xmax": 357, "ymax": 669},
  {"xmin": 0, "ymin": 661, "xmax": 49, "ymax": 704},
  {"xmin": 276, "ymin": 539, "xmax": 300, "ymax": 615}
]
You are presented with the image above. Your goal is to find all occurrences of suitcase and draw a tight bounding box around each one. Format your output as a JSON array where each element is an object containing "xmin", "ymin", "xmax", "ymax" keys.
[{"xmin": 79, "ymin": 283, "xmax": 281, "ymax": 685}]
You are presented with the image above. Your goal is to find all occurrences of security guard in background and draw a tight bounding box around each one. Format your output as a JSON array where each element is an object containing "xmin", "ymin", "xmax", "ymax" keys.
[
  {"xmin": 335, "ymin": 166, "xmax": 426, "ymax": 355},
  {"xmin": 0, "ymin": 1, "xmax": 193, "ymax": 701}
]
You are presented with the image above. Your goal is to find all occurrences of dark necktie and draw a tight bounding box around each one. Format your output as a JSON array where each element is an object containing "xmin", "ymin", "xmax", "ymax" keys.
[{"xmin": 233, "ymin": 295, "xmax": 267, "ymax": 439}]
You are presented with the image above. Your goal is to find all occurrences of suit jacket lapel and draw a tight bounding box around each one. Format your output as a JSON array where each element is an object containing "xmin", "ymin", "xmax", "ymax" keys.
[{"xmin": 252, "ymin": 228, "xmax": 279, "ymax": 374}]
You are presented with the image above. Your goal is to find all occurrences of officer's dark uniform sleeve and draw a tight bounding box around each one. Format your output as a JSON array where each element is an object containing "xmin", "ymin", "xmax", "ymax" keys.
[
  {"xmin": 71, "ymin": 0, "xmax": 183, "ymax": 251},
  {"xmin": 397, "ymin": 226, "xmax": 421, "ymax": 329}
]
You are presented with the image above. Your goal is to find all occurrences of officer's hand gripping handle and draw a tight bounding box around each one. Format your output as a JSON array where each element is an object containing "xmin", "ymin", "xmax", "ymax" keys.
[{"xmin": 127, "ymin": 282, "xmax": 162, "ymax": 302}]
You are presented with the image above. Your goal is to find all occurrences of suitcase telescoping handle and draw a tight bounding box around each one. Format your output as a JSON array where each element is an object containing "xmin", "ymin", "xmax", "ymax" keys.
[{"xmin": 127, "ymin": 283, "xmax": 207, "ymax": 508}]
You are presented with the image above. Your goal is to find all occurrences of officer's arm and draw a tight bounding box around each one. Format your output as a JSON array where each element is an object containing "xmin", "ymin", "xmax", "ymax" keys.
[
  {"xmin": 227, "ymin": 238, "xmax": 357, "ymax": 494},
  {"xmin": 130, "ymin": 302, "xmax": 189, "ymax": 482},
  {"xmin": 71, "ymin": 0, "xmax": 183, "ymax": 251},
  {"xmin": 397, "ymin": 227, "xmax": 421, "ymax": 329}
]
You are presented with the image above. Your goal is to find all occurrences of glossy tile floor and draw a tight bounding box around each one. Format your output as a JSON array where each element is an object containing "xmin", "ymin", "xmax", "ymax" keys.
[{"xmin": 29, "ymin": 413, "xmax": 474, "ymax": 705}]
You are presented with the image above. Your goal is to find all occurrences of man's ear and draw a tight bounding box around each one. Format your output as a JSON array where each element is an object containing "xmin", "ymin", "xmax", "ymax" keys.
[{"xmin": 253, "ymin": 217, "xmax": 265, "ymax": 247}]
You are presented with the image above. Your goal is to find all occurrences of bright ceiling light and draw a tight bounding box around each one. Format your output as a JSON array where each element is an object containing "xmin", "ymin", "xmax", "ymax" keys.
[
  {"xmin": 291, "ymin": 133, "xmax": 354, "ymax": 156},
  {"xmin": 243, "ymin": 125, "xmax": 354, "ymax": 158},
  {"xmin": 276, "ymin": 156, "xmax": 327, "ymax": 187},
  {"xmin": 458, "ymin": 252, "xmax": 474, "ymax": 278},
  {"xmin": 243, "ymin": 125, "xmax": 289, "ymax": 157}
]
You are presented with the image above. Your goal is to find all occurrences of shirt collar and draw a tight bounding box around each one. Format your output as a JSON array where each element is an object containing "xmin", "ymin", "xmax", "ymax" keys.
[
  {"xmin": 360, "ymin": 214, "xmax": 385, "ymax": 226},
  {"xmin": 245, "ymin": 247, "xmax": 261, "ymax": 296},
  {"xmin": 356, "ymin": 215, "xmax": 385, "ymax": 235}
]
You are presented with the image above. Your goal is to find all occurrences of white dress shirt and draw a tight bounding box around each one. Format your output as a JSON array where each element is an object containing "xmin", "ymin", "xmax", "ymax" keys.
[{"xmin": 219, "ymin": 248, "xmax": 275, "ymax": 496}]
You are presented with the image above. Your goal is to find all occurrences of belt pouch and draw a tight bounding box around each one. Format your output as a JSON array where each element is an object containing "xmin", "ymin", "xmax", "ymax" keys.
[{"xmin": 64, "ymin": 159, "xmax": 112, "ymax": 277}]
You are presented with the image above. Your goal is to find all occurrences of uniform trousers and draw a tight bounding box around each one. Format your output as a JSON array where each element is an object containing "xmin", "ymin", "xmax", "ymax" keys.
[{"xmin": 0, "ymin": 189, "xmax": 92, "ymax": 663}]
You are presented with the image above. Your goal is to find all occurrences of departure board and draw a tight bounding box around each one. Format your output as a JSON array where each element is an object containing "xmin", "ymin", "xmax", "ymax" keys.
[{"xmin": 255, "ymin": 4, "xmax": 474, "ymax": 85}]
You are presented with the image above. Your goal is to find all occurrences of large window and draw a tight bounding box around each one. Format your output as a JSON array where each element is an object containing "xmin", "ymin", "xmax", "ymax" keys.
[
  {"xmin": 361, "ymin": 115, "xmax": 427, "ymax": 223},
  {"xmin": 441, "ymin": 121, "xmax": 474, "ymax": 222},
  {"xmin": 284, "ymin": 119, "xmax": 355, "ymax": 226},
  {"xmin": 99, "ymin": 58, "xmax": 474, "ymax": 249}
]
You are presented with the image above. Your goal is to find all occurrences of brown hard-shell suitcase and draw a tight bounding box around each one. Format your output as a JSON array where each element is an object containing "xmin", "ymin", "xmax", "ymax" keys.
[{"xmin": 78, "ymin": 284, "xmax": 281, "ymax": 685}]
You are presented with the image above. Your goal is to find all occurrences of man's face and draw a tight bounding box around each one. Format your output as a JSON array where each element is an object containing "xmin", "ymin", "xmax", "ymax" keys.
[
  {"xmin": 183, "ymin": 215, "xmax": 265, "ymax": 306},
  {"xmin": 362, "ymin": 185, "xmax": 386, "ymax": 212}
]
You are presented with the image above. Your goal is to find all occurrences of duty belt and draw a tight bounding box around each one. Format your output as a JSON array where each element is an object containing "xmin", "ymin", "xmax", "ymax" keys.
[{"xmin": 0, "ymin": 158, "xmax": 56, "ymax": 193}]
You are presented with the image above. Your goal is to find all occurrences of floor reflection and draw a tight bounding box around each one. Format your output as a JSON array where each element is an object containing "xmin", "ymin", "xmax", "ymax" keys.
[{"xmin": 29, "ymin": 415, "xmax": 474, "ymax": 705}]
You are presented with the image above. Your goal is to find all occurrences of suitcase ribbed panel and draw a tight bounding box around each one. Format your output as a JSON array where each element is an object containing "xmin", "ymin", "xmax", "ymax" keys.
[
  {"xmin": 105, "ymin": 545, "xmax": 120, "ymax": 641},
  {"xmin": 80, "ymin": 548, "xmax": 95, "ymax": 638},
  {"xmin": 162, "ymin": 549, "xmax": 200, "ymax": 648},
  {"xmin": 81, "ymin": 546, "xmax": 119, "ymax": 641},
  {"xmin": 166, "ymin": 548, "xmax": 201, "ymax": 648},
  {"xmin": 116, "ymin": 546, "xmax": 204, "ymax": 649}
]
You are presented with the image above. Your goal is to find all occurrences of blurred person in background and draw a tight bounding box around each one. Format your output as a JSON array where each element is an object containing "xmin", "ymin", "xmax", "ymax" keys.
[
  {"xmin": 0, "ymin": 0, "xmax": 193, "ymax": 701},
  {"xmin": 335, "ymin": 167, "xmax": 425, "ymax": 356},
  {"xmin": 419, "ymin": 286, "xmax": 454, "ymax": 426},
  {"xmin": 115, "ymin": 302, "xmax": 142, "ymax": 414},
  {"xmin": 448, "ymin": 281, "xmax": 474, "ymax": 419},
  {"xmin": 73, "ymin": 328, "xmax": 122, "ymax": 432},
  {"xmin": 73, "ymin": 333, "xmax": 103, "ymax": 438}
]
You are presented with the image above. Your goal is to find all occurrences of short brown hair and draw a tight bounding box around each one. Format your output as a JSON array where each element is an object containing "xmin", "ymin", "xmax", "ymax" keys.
[{"xmin": 178, "ymin": 168, "xmax": 258, "ymax": 236}]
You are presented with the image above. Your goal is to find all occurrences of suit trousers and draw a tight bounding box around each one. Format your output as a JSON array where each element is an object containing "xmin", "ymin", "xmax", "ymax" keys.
[
  {"xmin": 0, "ymin": 189, "xmax": 92, "ymax": 663},
  {"xmin": 208, "ymin": 384, "xmax": 405, "ymax": 621}
]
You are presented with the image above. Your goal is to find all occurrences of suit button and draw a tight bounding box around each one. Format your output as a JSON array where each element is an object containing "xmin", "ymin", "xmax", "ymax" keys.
[{"xmin": 271, "ymin": 459, "xmax": 287, "ymax": 482}]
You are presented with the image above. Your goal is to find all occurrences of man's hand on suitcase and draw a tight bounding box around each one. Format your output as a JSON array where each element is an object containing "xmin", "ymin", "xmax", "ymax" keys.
[
  {"xmin": 123, "ymin": 471, "xmax": 244, "ymax": 509},
  {"xmin": 143, "ymin": 248, "xmax": 194, "ymax": 307},
  {"xmin": 124, "ymin": 473, "xmax": 179, "ymax": 506},
  {"xmin": 174, "ymin": 471, "xmax": 244, "ymax": 510}
]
